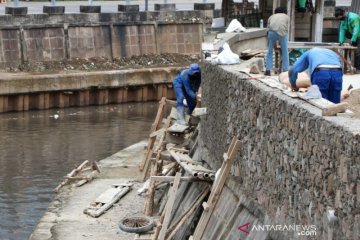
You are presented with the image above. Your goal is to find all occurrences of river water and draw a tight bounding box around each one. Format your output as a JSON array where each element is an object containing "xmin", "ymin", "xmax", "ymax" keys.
[{"xmin": 0, "ymin": 102, "xmax": 157, "ymax": 240}]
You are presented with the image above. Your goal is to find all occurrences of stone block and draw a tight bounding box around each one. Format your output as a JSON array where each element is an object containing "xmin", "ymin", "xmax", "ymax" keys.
[
  {"xmin": 80, "ymin": 5, "xmax": 101, "ymax": 13},
  {"xmin": 5, "ymin": 7, "xmax": 28, "ymax": 15},
  {"xmin": 118, "ymin": 4, "xmax": 139, "ymax": 12},
  {"xmin": 324, "ymin": 0, "xmax": 336, "ymax": 7},
  {"xmin": 154, "ymin": 3, "xmax": 176, "ymax": 11},
  {"xmin": 43, "ymin": 6, "xmax": 65, "ymax": 15},
  {"xmin": 194, "ymin": 3, "xmax": 215, "ymax": 11}
]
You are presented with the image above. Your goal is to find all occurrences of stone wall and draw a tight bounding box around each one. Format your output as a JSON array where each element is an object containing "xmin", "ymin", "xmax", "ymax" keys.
[
  {"xmin": 0, "ymin": 12, "xmax": 203, "ymax": 67},
  {"xmin": 198, "ymin": 61, "xmax": 360, "ymax": 239}
]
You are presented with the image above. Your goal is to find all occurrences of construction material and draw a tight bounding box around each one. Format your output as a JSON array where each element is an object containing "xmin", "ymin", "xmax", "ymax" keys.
[
  {"xmin": 140, "ymin": 97, "xmax": 166, "ymax": 171},
  {"xmin": 158, "ymin": 172, "xmax": 182, "ymax": 240},
  {"xmin": 151, "ymin": 176, "xmax": 211, "ymax": 183},
  {"xmin": 297, "ymin": 92, "xmax": 349, "ymax": 116},
  {"xmin": 83, "ymin": 184, "xmax": 131, "ymax": 218},
  {"xmin": 169, "ymin": 150, "xmax": 215, "ymax": 180},
  {"xmin": 54, "ymin": 160, "xmax": 89, "ymax": 192},
  {"xmin": 167, "ymin": 123, "xmax": 189, "ymax": 133},
  {"xmin": 322, "ymin": 102, "xmax": 349, "ymax": 116},
  {"xmin": 166, "ymin": 187, "xmax": 210, "ymax": 239},
  {"xmin": 193, "ymin": 137, "xmax": 241, "ymax": 240}
]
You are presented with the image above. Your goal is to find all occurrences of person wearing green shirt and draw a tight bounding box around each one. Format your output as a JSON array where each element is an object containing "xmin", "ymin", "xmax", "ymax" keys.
[{"xmin": 335, "ymin": 8, "xmax": 360, "ymax": 70}]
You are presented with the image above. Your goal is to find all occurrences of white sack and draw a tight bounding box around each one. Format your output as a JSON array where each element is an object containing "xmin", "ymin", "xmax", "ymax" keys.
[
  {"xmin": 213, "ymin": 43, "xmax": 240, "ymax": 65},
  {"xmin": 225, "ymin": 19, "xmax": 247, "ymax": 33}
]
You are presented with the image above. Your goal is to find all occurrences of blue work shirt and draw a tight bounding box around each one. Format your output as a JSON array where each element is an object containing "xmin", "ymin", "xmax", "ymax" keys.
[
  {"xmin": 173, "ymin": 69, "xmax": 201, "ymax": 100},
  {"xmin": 289, "ymin": 48, "xmax": 342, "ymax": 85}
]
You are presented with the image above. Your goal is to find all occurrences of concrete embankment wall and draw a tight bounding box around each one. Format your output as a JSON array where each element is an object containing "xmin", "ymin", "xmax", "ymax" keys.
[
  {"xmin": 0, "ymin": 67, "xmax": 179, "ymax": 112},
  {"xmin": 195, "ymin": 62, "xmax": 360, "ymax": 239},
  {"xmin": 0, "ymin": 12, "xmax": 203, "ymax": 67}
]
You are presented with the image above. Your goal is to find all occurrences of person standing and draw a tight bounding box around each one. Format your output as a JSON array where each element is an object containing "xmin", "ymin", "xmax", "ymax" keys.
[
  {"xmin": 265, "ymin": 7, "xmax": 290, "ymax": 76},
  {"xmin": 173, "ymin": 63, "xmax": 201, "ymax": 125},
  {"xmin": 288, "ymin": 48, "xmax": 343, "ymax": 104},
  {"xmin": 334, "ymin": 8, "xmax": 360, "ymax": 70}
]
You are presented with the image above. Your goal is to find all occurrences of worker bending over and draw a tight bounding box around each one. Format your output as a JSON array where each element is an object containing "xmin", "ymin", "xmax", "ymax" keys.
[
  {"xmin": 173, "ymin": 63, "xmax": 201, "ymax": 125},
  {"xmin": 335, "ymin": 8, "xmax": 360, "ymax": 70},
  {"xmin": 288, "ymin": 48, "xmax": 343, "ymax": 104}
]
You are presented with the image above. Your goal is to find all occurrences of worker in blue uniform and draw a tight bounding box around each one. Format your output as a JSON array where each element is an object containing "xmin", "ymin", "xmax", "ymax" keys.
[
  {"xmin": 335, "ymin": 8, "xmax": 360, "ymax": 70},
  {"xmin": 173, "ymin": 63, "xmax": 201, "ymax": 125},
  {"xmin": 288, "ymin": 48, "xmax": 343, "ymax": 104}
]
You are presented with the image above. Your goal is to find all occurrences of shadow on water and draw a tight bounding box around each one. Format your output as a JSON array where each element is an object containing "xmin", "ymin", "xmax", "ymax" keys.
[{"xmin": 0, "ymin": 102, "xmax": 158, "ymax": 239}]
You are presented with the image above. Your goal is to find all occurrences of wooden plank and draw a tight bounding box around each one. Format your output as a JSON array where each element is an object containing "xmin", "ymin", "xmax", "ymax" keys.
[
  {"xmin": 322, "ymin": 102, "xmax": 349, "ymax": 116},
  {"xmin": 150, "ymin": 176, "xmax": 211, "ymax": 183},
  {"xmin": 84, "ymin": 186, "xmax": 130, "ymax": 218},
  {"xmin": 193, "ymin": 137, "xmax": 241, "ymax": 240},
  {"xmin": 167, "ymin": 123, "xmax": 189, "ymax": 133},
  {"xmin": 158, "ymin": 172, "xmax": 181, "ymax": 240}
]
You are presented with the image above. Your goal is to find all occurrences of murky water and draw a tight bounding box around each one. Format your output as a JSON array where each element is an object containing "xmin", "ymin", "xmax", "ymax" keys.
[{"xmin": 0, "ymin": 103, "xmax": 158, "ymax": 240}]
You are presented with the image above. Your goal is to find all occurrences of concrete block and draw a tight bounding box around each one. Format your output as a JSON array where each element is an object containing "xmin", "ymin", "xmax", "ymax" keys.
[
  {"xmin": 118, "ymin": 5, "xmax": 139, "ymax": 12},
  {"xmin": 43, "ymin": 6, "xmax": 65, "ymax": 15},
  {"xmin": 5, "ymin": 7, "xmax": 28, "ymax": 15},
  {"xmin": 194, "ymin": 3, "xmax": 215, "ymax": 11},
  {"xmin": 154, "ymin": 4, "xmax": 176, "ymax": 11},
  {"xmin": 80, "ymin": 5, "xmax": 101, "ymax": 13}
]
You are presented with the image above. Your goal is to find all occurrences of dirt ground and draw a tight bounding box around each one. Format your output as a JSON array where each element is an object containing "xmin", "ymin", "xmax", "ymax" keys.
[{"xmin": 9, "ymin": 53, "xmax": 201, "ymax": 74}]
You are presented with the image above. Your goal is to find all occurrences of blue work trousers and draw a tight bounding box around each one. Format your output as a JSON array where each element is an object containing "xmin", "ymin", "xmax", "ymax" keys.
[
  {"xmin": 266, "ymin": 30, "xmax": 289, "ymax": 72},
  {"xmin": 311, "ymin": 69, "xmax": 343, "ymax": 104},
  {"xmin": 173, "ymin": 81, "xmax": 196, "ymax": 114}
]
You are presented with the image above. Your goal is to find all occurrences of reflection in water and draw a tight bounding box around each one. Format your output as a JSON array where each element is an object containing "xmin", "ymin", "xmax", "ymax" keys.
[{"xmin": 0, "ymin": 103, "xmax": 158, "ymax": 240}]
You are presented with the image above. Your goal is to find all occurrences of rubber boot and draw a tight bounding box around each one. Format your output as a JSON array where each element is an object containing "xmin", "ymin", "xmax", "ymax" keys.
[{"xmin": 176, "ymin": 106, "xmax": 186, "ymax": 125}]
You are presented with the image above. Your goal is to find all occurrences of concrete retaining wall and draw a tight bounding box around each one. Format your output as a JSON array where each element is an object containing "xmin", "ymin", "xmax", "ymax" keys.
[
  {"xmin": 0, "ymin": 67, "xmax": 180, "ymax": 112},
  {"xmin": 197, "ymin": 62, "xmax": 360, "ymax": 239},
  {"xmin": 0, "ymin": 12, "xmax": 203, "ymax": 67}
]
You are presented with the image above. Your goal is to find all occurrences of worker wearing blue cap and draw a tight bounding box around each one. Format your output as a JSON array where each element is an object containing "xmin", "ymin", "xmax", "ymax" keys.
[{"xmin": 173, "ymin": 63, "xmax": 201, "ymax": 125}]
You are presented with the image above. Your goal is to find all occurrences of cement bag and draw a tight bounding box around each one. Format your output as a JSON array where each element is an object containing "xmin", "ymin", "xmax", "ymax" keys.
[
  {"xmin": 225, "ymin": 19, "xmax": 247, "ymax": 33},
  {"xmin": 213, "ymin": 43, "xmax": 240, "ymax": 65}
]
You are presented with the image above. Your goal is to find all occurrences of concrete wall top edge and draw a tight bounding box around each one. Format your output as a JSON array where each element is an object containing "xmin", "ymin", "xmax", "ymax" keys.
[
  {"xmin": 0, "ymin": 11, "xmax": 205, "ymax": 26},
  {"xmin": 0, "ymin": 66, "xmax": 183, "ymax": 95}
]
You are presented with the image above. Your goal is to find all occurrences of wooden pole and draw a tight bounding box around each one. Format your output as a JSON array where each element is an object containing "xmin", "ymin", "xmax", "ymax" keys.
[{"xmin": 158, "ymin": 172, "xmax": 182, "ymax": 240}]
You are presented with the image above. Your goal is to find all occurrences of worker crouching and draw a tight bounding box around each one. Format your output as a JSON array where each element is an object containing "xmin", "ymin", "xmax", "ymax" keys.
[{"xmin": 173, "ymin": 63, "xmax": 201, "ymax": 125}]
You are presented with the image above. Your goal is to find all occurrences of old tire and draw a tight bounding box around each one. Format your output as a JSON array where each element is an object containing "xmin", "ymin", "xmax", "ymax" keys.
[{"xmin": 119, "ymin": 216, "xmax": 154, "ymax": 233}]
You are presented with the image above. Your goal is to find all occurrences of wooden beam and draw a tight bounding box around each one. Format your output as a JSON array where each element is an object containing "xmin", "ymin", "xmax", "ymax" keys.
[
  {"xmin": 158, "ymin": 172, "xmax": 182, "ymax": 240},
  {"xmin": 139, "ymin": 97, "xmax": 166, "ymax": 171},
  {"xmin": 150, "ymin": 176, "xmax": 211, "ymax": 183}
]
